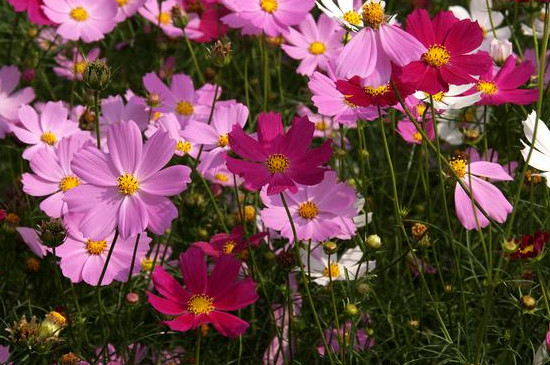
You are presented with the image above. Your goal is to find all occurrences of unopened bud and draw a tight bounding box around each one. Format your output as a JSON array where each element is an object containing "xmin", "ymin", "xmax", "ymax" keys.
[
  {"xmin": 146, "ymin": 93, "xmax": 162, "ymax": 108},
  {"xmin": 323, "ymin": 241, "xmax": 338, "ymax": 255},
  {"xmin": 502, "ymin": 238, "xmax": 518, "ymax": 254},
  {"xmin": 39, "ymin": 218, "xmax": 66, "ymax": 248},
  {"xmin": 367, "ymin": 234, "xmax": 382, "ymax": 249},
  {"xmin": 83, "ymin": 60, "xmax": 112, "ymax": 91},
  {"xmin": 171, "ymin": 5, "xmax": 188, "ymax": 29},
  {"xmin": 520, "ymin": 295, "xmax": 537, "ymax": 310},
  {"xmin": 345, "ymin": 303, "xmax": 359, "ymax": 316},
  {"xmin": 489, "ymin": 39, "xmax": 513, "ymax": 64},
  {"xmin": 126, "ymin": 292, "xmax": 139, "ymax": 304}
]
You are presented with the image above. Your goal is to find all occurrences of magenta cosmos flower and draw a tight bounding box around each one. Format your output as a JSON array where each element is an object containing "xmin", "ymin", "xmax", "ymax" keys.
[
  {"xmin": 260, "ymin": 171, "xmax": 357, "ymax": 241},
  {"xmin": 221, "ymin": 0, "xmax": 315, "ymax": 37},
  {"xmin": 22, "ymin": 134, "xmax": 93, "ymax": 218},
  {"xmin": 464, "ymin": 55, "xmax": 538, "ymax": 106},
  {"xmin": 183, "ymin": 0, "xmax": 229, "ymax": 42},
  {"xmin": 56, "ymin": 214, "xmax": 151, "ymax": 285},
  {"xmin": 194, "ymin": 225, "xmax": 267, "ymax": 258},
  {"xmin": 7, "ymin": 0, "xmax": 53, "ymax": 25},
  {"xmin": 281, "ymin": 14, "xmax": 344, "ymax": 76},
  {"xmin": 65, "ymin": 120, "xmax": 191, "ymax": 240},
  {"xmin": 43, "ymin": 0, "xmax": 118, "ymax": 43},
  {"xmin": 401, "ymin": 9, "xmax": 492, "ymax": 94},
  {"xmin": 148, "ymin": 248, "xmax": 259, "ymax": 337},
  {"xmin": 0, "ymin": 66, "xmax": 35, "ymax": 138},
  {"xmin": 12, "ymin": 102, "xmax": 82, "ymax": 160},
  {"xmin": 226, "ymin": 112, "xmax": 332, "ymax": 195},
  {"xmin": 450, "ymin": 153, "xmax": 513, "ymax": 230},
  {"xmin": 53, "ymin": 47, "xmax": 100, "ymax": 81}
]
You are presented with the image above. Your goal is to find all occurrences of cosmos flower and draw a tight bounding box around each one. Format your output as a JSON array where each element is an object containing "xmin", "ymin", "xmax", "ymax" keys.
[
  {"xmin": 53, "ymin": 47, "xmax": 100, "ymax": 81},
  {"xmin": 507, "ymin": 231, "xmax": 549, "ymax": 259},
  {"xmin": 194, "ymin": 225, "xmax": 266, "ymax": 258},
  {"xmin": 43, "ymin": 0, "xmax": 118, "ymax": 43},
  {"xmin": 145, "ymin": 113, "xmax": 198, "ymax": 158},
  {"xmin": 114, "ymin": 0, "xmax": 147, "ymax": 22},
  {"xmin": 7, "ymin": 0, "xmax": 53, "ymax": 25},
  {"xmin": 520, "ymin": 111, "xmax": 550, "ymax": 187},
  {"xmin": 148, "ymin": 248, "xmax": 259, "ymax": 337},
  {"xmin": 413, "ymin": 84, "xmax": 481, "ymax": 111},
  {"xmin": 183, "ymin": 0, "xmax": 229, "ymax": 42},
  {"xmin": 316, "ymin": 0, "xmax": 364, "ymax": 30},
  {"xmin": 317, "ymin": 321, "xmax": 374, "ymax": 356},
  {"xmin": 226, "ymin": 112, "xmax": 332, "ymax": 195},
  {"xmin": 396, "ymin": 120, "xmax": 434, "ymax": 145},
  {"xmin": 138, "ymin": 0, "xmax": 183, "ymax": 38},
  {"xmin": 65, "ymin": 120, "xmax": 191, "ymax": 239},
  {"xmin": 0, "ymin": 66, "xmax": 35, "ymax": 138},
  {"xmin": 16, "ymin": 227, "xmax": 51, "ymax": 258}
]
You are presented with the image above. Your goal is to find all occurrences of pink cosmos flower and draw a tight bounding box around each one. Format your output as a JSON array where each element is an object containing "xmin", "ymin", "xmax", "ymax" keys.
[
  {"xmin": 450, "ymin": 154, "xmax": 513, "ymax": 230},
  {"xmin": 524, "ymin": 49, "xmax": 550, "ymax": 87},
  {"xmin": 22, "ymin": 134, "xmax": 93, "ymax": 218},
  {"xmin": 221, "ymin": 0, "xmax": 315, "ymax": 37},
  {"xmin": 53, "ymin": 47, "xmax": 100, "ymax": 81},
  {"xmin": 147, "ymin": 248, "xmax": 259, "ymax": 337},
  {"xmin": 114, "ymin": 0, "xmax": 146, "ymax": 22},
  {"xmin": 0, "ymin": 66, "xmax": 35, "ymax": 138},
  {"xmin": 143, "ymin": 72, "xmax": 219, "ymax": 125},
  {"xmin": 100, "ymin": 94, "xmax": 149, "ymax": 144},
  {"xmin": 56, "ymin": 214, "xmax": 151, "ymax": 285},
  {"xmin": 226, "ymin": 112, "xmax": 332, "ymax": 195},
  {"xmin": 43, "ymin": 0, "xmax": 118, "ymax": 43},
  {"xmin": 16, "ymin": 227, "xmax": 51, "ymax": 258},
  {"xmin": 397, "ymin": 120, "xmax": 434, "ymax": 145},
  {"xmin": 220, "ymin": 0, "xmax": 262, "ymax": 35},
  {"xmin": 260, "ymin": 171, "xmax": 356, "ymax": 241},
  {"xmin": 139, "ymin": 0, "xmax": 183, "ymax": 38},
  {"xmin": 465, "ymin": 147, "xmax": 518, "ymax": 176},
  {"xmin": 65, "ymin": 120, "xmax": 192, "ymax": 240},
  {"xmin": 281, "ymin": 14, "xmax": 344, "ymax": 76},
  {"xmin": 317, "ymin": 321, "xmax": 374, "ymax": 356},
  {"xmin": 0, "ymin": 345, "xmax": 11, "ymax": 365},
  {"xmin": 183, "ymin": 0, "xmax": 229, "ymax": 42},
  {"xmin": 335, "ymin": 0, "xmax": 426, "ymax": 86},
  {"xmin": 464, "ymin": 55, "xmax": 538, "ymax": 106},
  {"xmin": 401, "ymin": 9, "xmax": 492, "ymax": 94},
  {"xmin": 7, "ymin": 0, "xmax": 53, "ymax": 25},
  {"xmin": 145, "ymin": 113, "xmax": 198, "ymax": 158},
  {"xmin": 296, "ymin": 103, "xmax": 339, "ymax": 140},
  {"xmin": 194, "ymin": 225, "xmax": 267, "ymax": 258},
  {"xmin": 198, "ymin": 150, "xmax": 243, "ymax": 186},
  {"xmin": 12, "ymin": 101, "xmax": 82, "ymax": 160}
]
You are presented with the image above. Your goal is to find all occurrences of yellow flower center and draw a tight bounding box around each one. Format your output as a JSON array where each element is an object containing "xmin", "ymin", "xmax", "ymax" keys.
[
  {"xmin": 476, "ymin": 80, "xmax": 498, "ymax": 95},
  {"xmin": 431, "ymin": 91, "xmax": 445, "ymax": 102},
  {"xmin": 59, "ymin": 176, "xmax": 81, "ymax": 192},
  {"xmin": 222, "ymin": 240, "xmax": 237, "ymax": 254},
  {"xmin": 266, "ymin": 154, "xmax": 290, "ymax": 173},
  {"xmin": 260, "ymin": 0, "xmax": 278, "ymax": 13},
  {"xmin": 86, "ymin": 239, "xmax": 107, "ymax": 255},
  {"xmin": 158, "ymin": 11, "xmax": 171, "ymax": 25},
  {"xmin": 324, "ymin": 263, "xmax": 341, "ymax": 278},
  {"xmin": 70, "ymin": 7, "xmax": 88, "ymax": 22},
  {"xmin": 362, "ymin": 2, "xmax": 385, "ymax": 28},
  {"xmin": 117, "ymin": 173, "xmax": 139, "ymax": 195},
  {"xmin": 412, "ymin": 132, "xmax": 422, "ymax": 142},
  {"xmin": 244, "ymin": 205, "xmax": 255, "ymax": 221},
  {"xmin": 218, "ymin": 134, "xmax": 229, "ymax": 147},
  {"xmin": 46, "ymin": 311, "xmax": 67, "ymax": 326},
  {"xmin": 298, "ymin": 201, "xmax": 319, "ymax": 219},
  {"xmin": 416, "ymin": 103, "xmax": 427, "ymax": 117},
  {"xmin": 343, "ymin": 11, "xmax": 362, "ymax": 26},
  {"xmin": 175, "ymin": 101, "xmax": 194, "ymax": 116},
  {"xmin": 40, "ymin": 131, "xmax": 57, "ymax": 145},
  {"xmin": 422, "ymin": 45, "xmax": 450, "ymax": 67},
  {"xmin": 214, "ymin": 173, "xmax": 229, "ymax": 182},
  {"xmin": 141, "ymin": 257, "xmax": 154, "ymax": 271},
  {"xmin": 153, "ymin": 111, "xmax": 163, "ymax": 121},
  {"xmin": 116, "ymin": 0, "xmax": 129, "ymax": 6},
  {"xmin": 176, "ymin": 140, "xmax": 192, "ymax": 154},
  {"xmin": 364, "ymin": 84, "xmax": 389, "ymax": 96},
  {"xmin": 449, "ymin": 155, "xmax": 467, "ymax": 179},
  {"xmin": 309, "ymin": 42, "xmax": 326, "ymax": 55},
  {"xmin": 187, "ymin": 294, "xmax": 214, "ymax": 315},
  {"xmin": 74, "ymin": 61, "xmax": 87, "ymax": 75},
  {"xmin": 315, "ymin": 121, "xmax": 327, "ymax": 131}
]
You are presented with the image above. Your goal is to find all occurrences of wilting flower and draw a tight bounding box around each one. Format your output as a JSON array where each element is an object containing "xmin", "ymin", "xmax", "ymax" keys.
[
  {"xmin": 301, "ymin": 245, "xmax": 375, "ymax": 286},
  {"xmin": 148, "ymin": 248, "xmax": 259, "ymax": 337},
  {"xmin": 0, "ymin": 65, "xmax": 35, "ymax": 138},
  {"xmin": 450, "ymin": 152, "xmax": 513, "ymax": 230},
  {"xmin": 43, "ymin": 0, "xmax": 118, "ymax": 43},
  {"xmin": 16, "ymin": 227, "xmax": 51, "ymax": 258},
  {"xmin": 7, "ymin": 0, "xmax": 53, "ymax": 25},
  {"xmin": 227, "ymin": 112, "xmax": 332, "ymax": 195},
  {"xmin": 139, "ymin": 0, "xmax": 183, "ymax": 38},
  {"xmin": 281, "ymin": 14, "xmax": 344, "ymax": 76},
  {"xmin": 507, "ymin": 231, "xmax": 549, "ymax": 259},
  {"xmin": 194, "ymin": 225, "xmax": 266, "ymax": 258},
  {"xmin": 520, "ymin": 111, "xmax": 550, "ymax": 186},
  {"xmin": 317, "ymin": 321, "xmax": 374, "ymax": 356},
  {"xmin": 65, "ymin": 120, "xmax": 191, "ymax": 239},
  {"xmin": 53, "ymin": 47, "xmax": 100, "ymax": 81},
  {"xmin": 260, "ymin": 171, "xmax": 357, "ymax": 241},
  {"xmin": 12, "ymin": 102, "xmax": 82, "ymax": 160},
  {"xmin": 402, "ymin": 9, "xmax": 492, "ymax": 94},
  {"xmin": 22, "ymin": 134, "xmax": 93, "ymax": 218}
]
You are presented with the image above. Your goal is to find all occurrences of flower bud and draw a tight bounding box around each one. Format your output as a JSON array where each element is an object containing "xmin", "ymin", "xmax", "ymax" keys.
[
  {"xmin": 146, "ymin": 92, "xmax": 162, "ymax": 108},
  {"xmin": 345, "ymin": 303, "xmax": 359, "ymax": 316},
  {"xmin": 489, "ymin": 39, "xmax": 513, "ymax": 64},
  {"xmin": 502, "ymin": 238, "xmax": 518, "ymax": 254},
  {"xmin": 39, "ymin": 311, "xmax": 67, "ymax": 338},
  {"xmin": 520, "ymin": 295, "xmax": 537, "ymax": 310},
  {"xmin": 207, "ymin": 40, "xmax": 232, "ymax": 68},
  {"xmin": 22, "ymin": 68, "xmax": 35, "ymax": 83},
  {"xmin": 367, "ymin": 234, "xmax": 382, "ymax": 249},
  {"xmin": 276, "ymin": 250, "xmax": 296, "ymax": 271},
  {"xmin": 171, "ymin": 5, "xmax": 188, "ymax": 29},
  {"xmin": 408, "ymin": 319, "xmax": 419, "ymax": 329},
  {"xmin": 39, "ymin": 218, "xmax": 66, "ymax": 248},
  {"xmin": 126, "ymin": 292, "xmax": 139, "ymax": 304},
  {"xmin": 83, "ymin": 60, "xmax": 112, "ymax": 91},
  {"xmin": 356, "ymin": 282, "xmax": 370, "ymax": 295},
  {"xmin": 323, "ymin": 241, "xmax": 338, "ymax": 255}
]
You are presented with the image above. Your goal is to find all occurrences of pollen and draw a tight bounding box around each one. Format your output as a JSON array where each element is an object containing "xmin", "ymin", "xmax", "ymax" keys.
[
  {"xmin": 86, "ymin": 239, "xmax": 107, "ymax": 255},
  {"xmin": 422, "ymin": 45, "xmax": 450, "ymax": 68},
  {"xmin": 175, "ymin": 101, "xmax": 194, "ymax": 116},
  {"xmin": 70, "ymin": 7, "xmax": 88, "ymax": 22},
  {"xmin": 362, "ymin": 1, "xmax": 385, "ymax": 29},
  {"xmin": 116, "ymin": 0, "xmax": 129, "ymax": 6},
  {"xmin": 343, "ymin": 11, "xmax": 362, "ymax": 26},
  {"xmin": 449, "ymin": 155, "xmax": 467, "ymax": 179},
  {"xmin": 214, "ymin": 173, "xmax": 229, "ymax": 182},
  {"xmin": 315, "ymin": 121, "xmax": 328, "ymax": 131},
  {"xmin": 74, "ymin": 61, "xmax": 87, "ymax": 75},
  {"xmin": 141, "ymin": 257, "xmax": 154, "ymax": 271},
  {"xmin": 260, "ymin": 0, "xmax": 278, "ymax": 13},
  {"xmin": 176, "ymin": 140, "xmax": 192, "ymax": 154},
  {"xmin": 158, "ymin": 11, "xmax": 171, "ymax": 25},
  {"xmin": 59, "ymin": 176, "xmax": 81, "ymax": 192},
  {"xmin": 309, "ymin": 42, "xmax": 326, "ymax": 55},
  {"xmin": 218, "ymin": 134, "xmax": 229, "ymax": 147},
  {"xmin": 298, "ymin": 201, "xmax": 319, "ymax": 219},
  {"xmin": 117, "ymin": 173, "xmax": 139, "ymax": 195},
  {"xmin": 324, "ymin": 263, "xmax": 341, "ymax": 278},
  {"xmin": 222, "ymin": 240, "xmax": 237, "ymax": 254},
  {"xmin": 364, "ymin": 84, "xmax": 389, "ymax": 96},
  {"xmin": 412, "ymin": 132, "xmax": 422, "ymax": 142},
  {"xmin": 40, "ymin": 131, "xmax": 57, "ymax": 145},
  {"xmin": 431, "ymin": 91, "xmax": 445, "ymax": 102},
  {"xmin": 416, "ymin": 103, "xmax": 427, "ymax": 117},
  {"xmin": 266, "ymin": 153, "xmax": 290, "ymax": 173},
  {"xmin": 476, "ymin": 80, "xmax": 498, "ymax": 95},
  {"xmin": 187, "ymin": 294, "xmax": 214, "ymax": 315}
]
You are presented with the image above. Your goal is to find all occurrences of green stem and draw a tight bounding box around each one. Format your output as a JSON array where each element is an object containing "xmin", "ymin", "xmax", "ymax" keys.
[
  {"xmin": 185, "ymin": 36, "xmax": 205, "ymax": 84},
  {"xmin": 94, "ymin": 90, "xmax": 101, "ymax": 149}
]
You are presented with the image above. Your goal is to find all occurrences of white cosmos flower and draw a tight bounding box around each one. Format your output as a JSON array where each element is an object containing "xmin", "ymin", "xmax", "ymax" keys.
[
  {"xmin": 316, "ymin": 0, "xmax": 364, "ymax": 30},
  {"xmin": 437, "ymin": 106, "xmax": 485, "ymax": 145},
  {"xmin": 414, "ymin": 84, "xmax": 481, "ymax": 111},
  {"xmin": 521, "ymin": 111, "xmax": 550, "ymax": 187},
  {"xmin": 301, "ymin": 245, "xmax": 375, "ymax": 286},
  {"xmin": 521, "ymin": 10, "xmax": 546, "ymax": 39}
]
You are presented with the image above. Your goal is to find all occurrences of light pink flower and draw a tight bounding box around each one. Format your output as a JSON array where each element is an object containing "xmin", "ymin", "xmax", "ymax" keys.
[
  {"xmin": 139, "ymin": 0, "xmax": 183, "ymax": 38},
  {"xmin": 53, "ymin": 47, "xmax": 100, "ymax": 81},
  {"xmin": 16, "ymin": 227, "xmax": 51, "ymax": 258},
  {"xmin": 99, "ymin": 94, "xmax": 149, "ymax": 147},
  {"xmin": 145, "ymin": 113, "xmax": 198, "ymax": 158},
  {"xmin": 198, "ymin": 151, "xmax": 243, "ymax": 187},
  {"xmin": 396, "ymin": 120, "xmax": 434, "ymax": 145},
  {"xmin": 43, "ymin": 0, "xmax": 118, "ymax": 43},
  {"xmin": 0, "ymin": 66, "xmax": 35, "ymax": 138},
  {"xmin": 114, "ymin": 0, "xmax": 146, "ymax": 22}
]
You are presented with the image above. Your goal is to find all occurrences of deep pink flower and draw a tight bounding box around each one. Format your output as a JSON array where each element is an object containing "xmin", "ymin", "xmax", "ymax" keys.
[
  {"xmin": 43, "ymin": 0, "xmax": 118, "ymax": 43},
  {"xmin": 16, "ymin": 227, "xmax": 51, "ymax": 258},
  {"xmin": 65, "ymin": 120, "xmax": 191, "ymax": 240},
  {"xmin": 0, "ymin": 66, "xmax": 35, "ymax": 138},
  {"xmin": 148, "ymin": 248, "xmax": 259, "ymax": 337},
  {"xmin": 53, "ymin": 47, "xmax": 100, "ymax": 81},
  {"xmin": 0, "ymin": 345, "xmax": 11, "ymax": 365},
  {"xmin": 402, "ymin": 9, "xmax": 492, "ymax": 94},
  {"xmin": 226, "ymin": 112, "xmax": 332, "ymax": 195},
  {"xmin": 194, "ymin": 225, "xmax": 267, "ymax": 258},
  {"xmin": 22, "ymin": 134, "xmax": 93, "ymax": 218},
  {"xmin": 183, "ymin": 0, "xmax": 229, "ymax": 42},
  {"xmin": 281, "ymin": 14, "xmax": 344, "ymax": 76},
  {"xmin": 7, "ymin": 0, "xmax": 53, "ymax": 25},
  {"xmin": 507, "ymin": 231, "xmax": 549, "ymax": 259}
]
